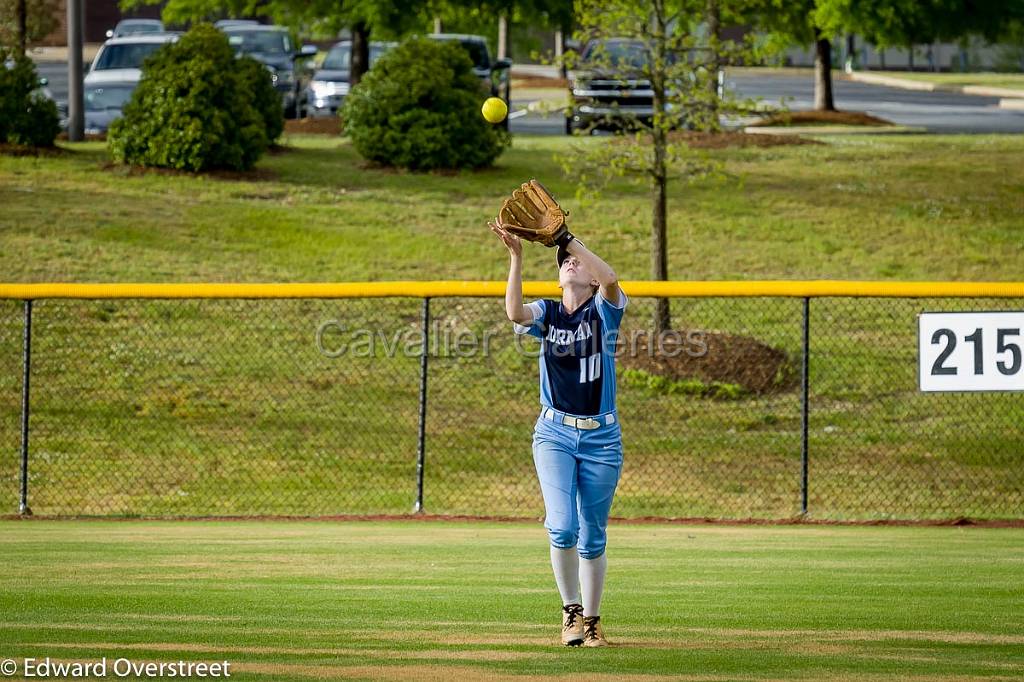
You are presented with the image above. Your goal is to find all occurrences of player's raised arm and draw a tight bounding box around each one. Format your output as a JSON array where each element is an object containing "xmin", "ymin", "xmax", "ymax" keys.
[
  {"xmin": 489, "ymin": 218, "xmax": 533, "ymax": 325},
  {"xmin": 564, "ymin": 239, "xmax": 621, "ymax": 306}
]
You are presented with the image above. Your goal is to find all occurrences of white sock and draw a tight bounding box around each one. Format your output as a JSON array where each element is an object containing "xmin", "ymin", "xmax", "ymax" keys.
[
  {"xmin": 580, "ymin": 553, "xmax": 608, "ymax": 617},
  {"xmin": 549, "ymin": 545, "xmax": 581, "ymax": 606}
]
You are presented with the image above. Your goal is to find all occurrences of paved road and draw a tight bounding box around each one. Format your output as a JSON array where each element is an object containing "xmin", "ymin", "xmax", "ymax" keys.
[
  {"xmin": 39, "ymin": 62, "xmax": 1024, "ymax": 135},
  {"xmin": 510, "ymin": 72, "xmax": 1024, "ymax": 135}
]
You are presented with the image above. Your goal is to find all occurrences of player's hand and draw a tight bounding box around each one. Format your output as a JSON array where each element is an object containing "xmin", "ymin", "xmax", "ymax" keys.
[{"xmin": 489, "ymin": 218, "xmax": 522, "ymax": 258}]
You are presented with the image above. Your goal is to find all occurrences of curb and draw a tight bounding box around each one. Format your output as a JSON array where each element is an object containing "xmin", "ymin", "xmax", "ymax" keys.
[
  {"xmin": 1000, "ymin": 98, "xmax": 1024, "ymax": 111},
  {"xmin": 848, "ymin": 71, "xmax": 1024, "ymax": 101}
]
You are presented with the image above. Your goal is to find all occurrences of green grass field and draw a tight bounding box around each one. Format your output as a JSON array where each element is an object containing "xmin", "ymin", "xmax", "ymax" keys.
[
  {"xmin": 1, "ymin": 134, "xmax": 1023, "ymax": 520},
  {"xmin": 1, "ymin": 520, "xmax": 1022, "ymax": 681}
]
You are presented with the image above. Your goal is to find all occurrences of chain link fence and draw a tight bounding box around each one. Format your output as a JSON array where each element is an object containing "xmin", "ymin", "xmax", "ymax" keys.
[{"xmin": 1, "ymin": 289, "xmax": 1021, "ymax": 519}]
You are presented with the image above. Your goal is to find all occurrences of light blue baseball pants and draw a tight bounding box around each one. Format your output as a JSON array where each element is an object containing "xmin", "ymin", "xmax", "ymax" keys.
[{"xmin": 532, "ymin": 406, "xmax": 624, "ymax": 559}]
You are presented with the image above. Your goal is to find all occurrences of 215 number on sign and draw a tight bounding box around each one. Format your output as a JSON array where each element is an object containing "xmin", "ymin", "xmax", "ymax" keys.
[{"xmin": 919, "ymin": 311, "xmax": 1024, "ymax": 392}]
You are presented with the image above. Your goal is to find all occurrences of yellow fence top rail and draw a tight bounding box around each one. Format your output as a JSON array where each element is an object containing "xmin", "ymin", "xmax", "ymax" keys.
[{"xmin": 1, "ymin": 281, "xmax": 1023, "ymax": 300}]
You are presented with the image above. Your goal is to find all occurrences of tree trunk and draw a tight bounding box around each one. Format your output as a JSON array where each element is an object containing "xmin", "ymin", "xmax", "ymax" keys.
[
  {"xmin": 497, "ymin": 13, "xmax": 508, "ymax": 60},
  {"xmin": 432, "ymin": 17, "xmax": 442, "ymax": 34},
  {"xmin": 16, "ymin": 0, "xmax": 27, "ymax": 55},
  {"xmin": 651, "ymin": 164, "xmax": 670, "ymax": 335},
  {"xmin": 705, "ymin": 0, "xmax": 720, "ymax": 98},
  {"xmin": 651, "ymin": 0, "xmax": 671, "ymax": 335},
  {"xmin": 813, "ymin": 34, "xmax": 835, "ymax": 111},
  {"xmin": 350, "ymin": 22, "xmax": 371, "ymax": 87},
  {"xmin": 908, "ymin": 45, "xmax": 914, "ymax": 71},
  {"xmin": 66, "ymin": 0, "xmax": 83, "ymax": 141},
  {"xmin": 555, "ymin": 29, "xmax": 566, "ymax": 79}
]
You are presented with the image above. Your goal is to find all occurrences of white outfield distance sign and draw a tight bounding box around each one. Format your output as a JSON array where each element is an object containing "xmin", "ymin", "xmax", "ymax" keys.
[{"xmin": 919, "ymin": 312, "xmax": 1024, "ymax": 392}]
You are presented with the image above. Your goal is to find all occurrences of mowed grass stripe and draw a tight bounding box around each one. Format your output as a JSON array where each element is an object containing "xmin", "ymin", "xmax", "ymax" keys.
[{"xmin": 0, "ymin": 520, "xmax": 1021, "ymax": 680}]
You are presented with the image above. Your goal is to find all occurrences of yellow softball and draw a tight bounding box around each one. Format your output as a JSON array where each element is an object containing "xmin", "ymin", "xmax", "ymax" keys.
[{"xmin": 481, "ymin": 97, "xmax": 508, "ymax": 124}]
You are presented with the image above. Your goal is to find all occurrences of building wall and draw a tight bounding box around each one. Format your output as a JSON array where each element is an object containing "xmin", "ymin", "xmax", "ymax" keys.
[{"xmin": 782, "ymin": 36, "xmax": 1019, "ymax": 72}]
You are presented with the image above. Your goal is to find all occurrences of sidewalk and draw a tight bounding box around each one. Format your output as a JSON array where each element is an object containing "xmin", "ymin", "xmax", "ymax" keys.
[
  {"xmin": 847, "ymin": 71, "xmax": 1024, "ymax": 109},
  {"xmin": 27, "ymin": 44, "xmax": 102, "ymax": 63}
]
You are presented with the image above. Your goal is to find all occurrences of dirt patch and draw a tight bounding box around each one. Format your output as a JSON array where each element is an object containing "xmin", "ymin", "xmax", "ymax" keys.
[
  {"xmin": 56, "ymin": 131, "xmax": 107, "ymax": 142},
  {"xmin": 98, "ymin": 160, "xmax": 278, "ymax": 182},
  {"xmin": 611, "ymin": 131, "xmax": 820, "ymax": 149},
  {"xmin": 511, "ymin": 76, "xmax": 568, "ymax": 89},
  {"xmin": 6, "ymin": 513, "xmax": 1024, "ymax": 527},
  {"xmin": 0, "ymin": 142, "xmax": 69, "ymax": 157},
  {"xmin": 284, "ymin": 117, "xmax": 342, "ymax": 135},
  {"xmin": 235, "ymin": 662, "xmax": 742, "ymax": 682},
  {"xmin": 669, "ymin": 131, "xmax": 823, "ymax": 148},
  {"xmin": 619, "ymin": 330, "xmax": 798, "ymax": 396},
  {"xmin": 750, "ymin": 110, "xmax": 893, "ymax": 127}
]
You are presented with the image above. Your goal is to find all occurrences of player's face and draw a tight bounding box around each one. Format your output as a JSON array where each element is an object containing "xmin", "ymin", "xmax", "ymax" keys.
[{"xmin": 559, "ymin": 255, "xmax": 598, "ymax": 291}]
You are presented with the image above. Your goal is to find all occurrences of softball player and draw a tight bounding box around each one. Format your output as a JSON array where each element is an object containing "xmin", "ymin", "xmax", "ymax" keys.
[{"xmin": 489, "ymin": 218, "xmax": 627, "ymax": 648}]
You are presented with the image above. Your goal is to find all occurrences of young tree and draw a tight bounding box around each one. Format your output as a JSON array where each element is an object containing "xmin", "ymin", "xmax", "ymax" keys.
[{"xmin": 560, "ymin": 0, "xmax": 754, "ymax": 334}]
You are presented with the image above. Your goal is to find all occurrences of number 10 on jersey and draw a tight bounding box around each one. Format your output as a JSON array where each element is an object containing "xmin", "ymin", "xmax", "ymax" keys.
[{"xmin": 918, "ymin": 311, "xmax": 1024, "ymax": 392}]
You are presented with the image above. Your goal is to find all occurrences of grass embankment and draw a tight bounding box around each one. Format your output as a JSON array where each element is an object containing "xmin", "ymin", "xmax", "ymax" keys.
[
  {"xmin": 877, "ymin": 71, "xmax": 1024, "ymax": 92},
  {"xmin": 1, "ymin": 520, "xmax": 1022, "ymax": 681},
  {"xmin": 1, "ymin": 135, "xmax": 1022, "ymax": 519}
]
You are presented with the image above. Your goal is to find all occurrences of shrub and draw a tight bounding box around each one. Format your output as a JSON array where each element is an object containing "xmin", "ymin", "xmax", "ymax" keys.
[
  {"xmin": 341, "ymin": 36, "xmax": 510, "ymax": 171},
  {"xmin": 0, "ymin": 49, "xmax": 60, "ymax": 147},
  {"xmin": 236, "ymin": 55, "xmax": 284, "ymax": 145},
  {"xmin": 108, "ymin": 24, "xmax": 267, "ymax": 172}
]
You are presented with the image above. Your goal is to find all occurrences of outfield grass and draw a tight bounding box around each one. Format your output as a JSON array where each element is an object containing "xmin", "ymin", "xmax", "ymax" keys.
[
  {"xmin": 1, "ymin": 134, "xmax": 1023, "ymax": 283},
  {"xmin": 1, "ymin": 135, "xmax": 1023, "ymax": 520},
  {"xmin": 0, "ymin": 520, "xmax": 1021, "ymax": 681}
]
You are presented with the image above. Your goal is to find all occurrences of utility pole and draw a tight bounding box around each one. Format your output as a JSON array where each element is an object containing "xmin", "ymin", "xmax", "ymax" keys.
[{"xmin": 67, "ymin": 0, "xmax": 84, "ymax": 141}]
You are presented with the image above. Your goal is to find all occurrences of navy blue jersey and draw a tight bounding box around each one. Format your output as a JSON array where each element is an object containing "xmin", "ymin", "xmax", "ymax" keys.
[{"xmin": 513, "ymin": 289, "xmax": 628, "ymax": 416}]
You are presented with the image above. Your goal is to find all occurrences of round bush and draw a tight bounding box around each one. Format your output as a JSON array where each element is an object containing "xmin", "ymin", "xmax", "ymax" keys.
[
  {"xmin": 236, "ymin": 55, "xmax": 284, "ymax": 145},
  {"xmin": 0, "ymin": 50, "xmax": 60, "ymax": 147},
  {"xmin": 108, "ymin": 24, "xmax": 268, "ymax": 172},
  {"xmin": 341, "ymin": 36, "xmax": 510, "ymax": 171}
]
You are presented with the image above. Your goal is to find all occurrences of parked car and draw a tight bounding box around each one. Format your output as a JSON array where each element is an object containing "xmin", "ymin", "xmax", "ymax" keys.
[
  {"xmin": 427, "ymin": 33, "xmax": 512, "ymax": 128},
  {"xmin": 2, "ymin": 59, "xmax": 67, "ymax": 129},
  {"xmin": 83, "ymin": 79, "xmax": 137, "ymax": 134},
  {"xmin": 87, "ymin": 33, "xmax": 179, "ymax": 74},
  {"xmin": 566, "ymin": 38, "xmax": 658, "ymax": 134},
  {"xmin": 83, "ymin": 33, "xmax": 179, "ymax": 133},
  {"xmin": 219, "ymin": 23, "xmax": 317, "ymax": 118},
  {"xmin": 305, "ymin": 40, "xmax": 395, "ymax": 118},
  {"xmin": 105, "ymin": 18, "xmax": 165, "ymax": 39}
]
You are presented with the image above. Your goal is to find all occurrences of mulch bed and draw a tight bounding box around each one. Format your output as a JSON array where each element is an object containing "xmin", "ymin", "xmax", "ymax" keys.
[
  {"xmin": 669, "ymin": 131, "xmax": 822, "ymax": 148},
  {"xmin": 284, "ymin": 117, "xmax": 342, "ymax": 135},
  {"xmin": 750, "ymin": 110, "xmax": 893, "ymax": 127},
  {"xmin": 511, "ymin": 76, "xmax": 568, "ymax": 89},
  {"xmin": 0, "ymin": 142, "xmax": 69, "ymax": 157},
  {"xmin": 619, "ymin": 329, "xmax": 798, "ymax": 395}
]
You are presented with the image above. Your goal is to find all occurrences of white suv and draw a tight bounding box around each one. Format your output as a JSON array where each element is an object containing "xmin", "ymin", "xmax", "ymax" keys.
[{"xmin": 83, "ymin": 33, "xmax": 179, "ymax": 134}]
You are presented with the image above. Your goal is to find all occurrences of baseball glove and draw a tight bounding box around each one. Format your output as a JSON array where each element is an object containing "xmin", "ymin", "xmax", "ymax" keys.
[{"xmin": 498, "ymin": 179, "xmax": 574, "ymax": 249}]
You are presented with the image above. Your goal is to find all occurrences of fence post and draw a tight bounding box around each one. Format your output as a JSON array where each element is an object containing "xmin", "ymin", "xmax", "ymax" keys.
[
  {"xmin": 413, "ymin": 297, "xmax": 430, "ymax": 513},
  {"xmin": 19, "ymin": 300, "xmax": 33, "ymax": 516},
  {"xmin": 800, "ymin": 296, "xmax": 810, "ymax": 516}
]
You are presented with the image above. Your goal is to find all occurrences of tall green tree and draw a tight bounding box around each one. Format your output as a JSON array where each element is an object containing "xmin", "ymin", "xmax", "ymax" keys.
[
  {"xmin": 749, "ymin": 1, "xmax": 1024, "ymax": 112},
  {"xmin": 121, "ymin": 0, "xmax": 424, "ymax": 85},
  {"xmin": 0, "ymin": 0, "xmax": 59, "ymax": 54}
]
